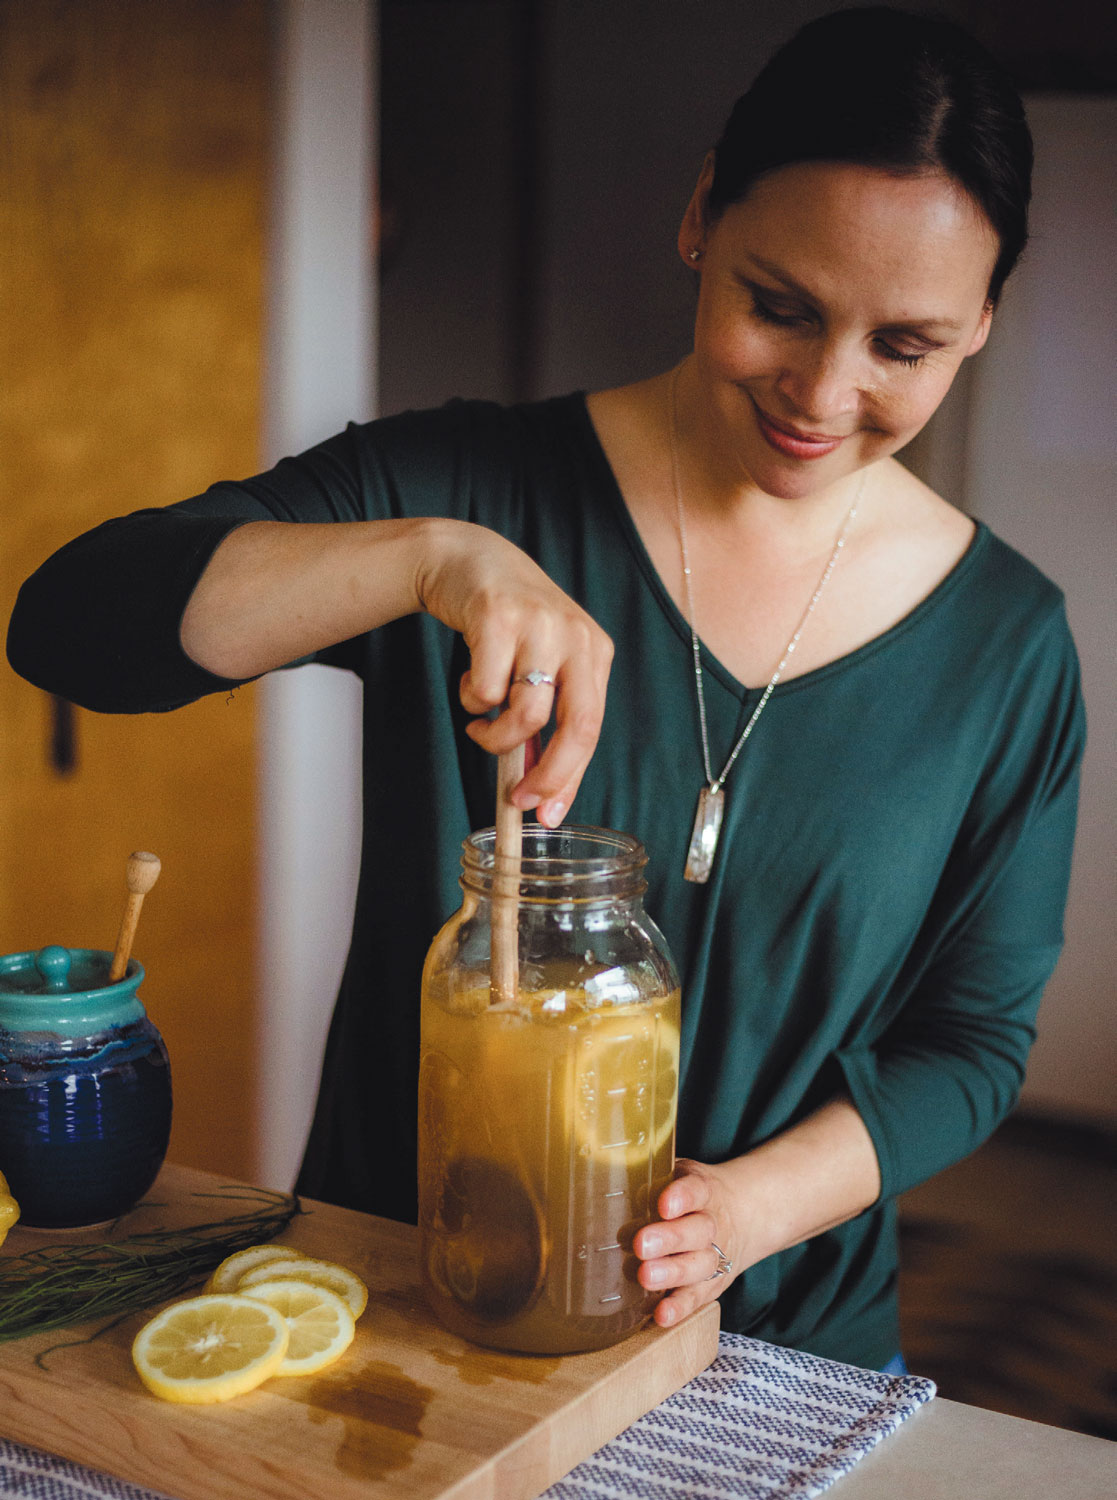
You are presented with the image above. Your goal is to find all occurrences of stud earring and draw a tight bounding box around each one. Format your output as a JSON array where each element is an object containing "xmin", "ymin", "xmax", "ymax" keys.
[{"xmin": 688, "ymin": 247, "xmax": 702, "ymax": 263}]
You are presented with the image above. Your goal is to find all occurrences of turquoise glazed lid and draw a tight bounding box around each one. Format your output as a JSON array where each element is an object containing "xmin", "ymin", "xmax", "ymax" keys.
[{"xmin": 0, "ymin": 946, "xmax": 146, "ymax": 1036}]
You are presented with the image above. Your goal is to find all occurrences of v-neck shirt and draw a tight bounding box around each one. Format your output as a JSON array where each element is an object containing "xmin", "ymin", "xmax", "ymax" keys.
[{"xmin": 7, "ymin": 392, "xmax": 1085, "ymax": 1367}]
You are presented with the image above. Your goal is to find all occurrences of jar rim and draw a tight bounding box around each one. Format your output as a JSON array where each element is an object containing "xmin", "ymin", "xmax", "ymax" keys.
[
  {"xmin": 0, "ymin": 948, "xmax": 144, "ymax": 999},
  {"xmin": 464, "ymin": 823, "xmax": 646, "ymax": 880},
  {"xmin": 0, "ymin": 949, "xmax": 147, "ymax": 1037}
]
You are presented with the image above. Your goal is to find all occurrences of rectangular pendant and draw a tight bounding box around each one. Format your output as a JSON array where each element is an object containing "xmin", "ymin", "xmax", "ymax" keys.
[{"xmin": 684, "ymin": 785, "xmax": 725, "ymax": 883}]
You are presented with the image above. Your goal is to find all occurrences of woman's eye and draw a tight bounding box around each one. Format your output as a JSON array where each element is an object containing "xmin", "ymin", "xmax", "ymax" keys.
[
  {"xmin": 750, "ymin": 293, "xmax": 808, "ymax": 328},
  {"xmin": 747, "ymin": 285, "xmax": 930, "ymax": 367},
  {"xmin": 876, "ymin": 340, "xmax": 927, "ymax": 368}
]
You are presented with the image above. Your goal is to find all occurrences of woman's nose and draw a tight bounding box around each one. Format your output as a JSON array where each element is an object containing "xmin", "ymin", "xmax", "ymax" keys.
[{"xmin": 774, "ymin": 342, "xmax": 862, "ymax": 426}]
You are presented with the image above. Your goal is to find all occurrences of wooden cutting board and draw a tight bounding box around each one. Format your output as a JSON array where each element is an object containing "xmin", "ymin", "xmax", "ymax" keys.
[{"xmin": 0, "ymin": 1164, "xmax": 719, "ymax": 1499}]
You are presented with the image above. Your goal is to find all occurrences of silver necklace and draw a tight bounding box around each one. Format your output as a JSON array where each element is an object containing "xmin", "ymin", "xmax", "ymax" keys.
[{"xmin": 670, "ymin": 370, "xmax": 863, "ymax": 882}]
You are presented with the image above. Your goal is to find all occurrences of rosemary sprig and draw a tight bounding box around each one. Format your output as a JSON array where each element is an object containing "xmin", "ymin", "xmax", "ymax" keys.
[{"xmin": 0, "ymin": 1186, "xmax": 301, "ymax": 1343}]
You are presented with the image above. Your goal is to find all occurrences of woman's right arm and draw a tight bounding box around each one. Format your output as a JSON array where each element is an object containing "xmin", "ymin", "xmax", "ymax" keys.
[
  {"xmin": 181, "ymin": 513, "xmax": 614, "ymax": 823},
  {"xmin": 9, "ymin": 502, "xmax": 613, "ymax": 825}
]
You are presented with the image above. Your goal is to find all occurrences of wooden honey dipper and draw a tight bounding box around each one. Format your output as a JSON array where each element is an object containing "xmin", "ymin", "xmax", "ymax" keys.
[
  {"xmin": 108, "ymin": 851, "xmax": 162, "ymax": 983},
  {"xmin": 491, "ymin": 747, "xmax": 524, "ymax": 1005}
]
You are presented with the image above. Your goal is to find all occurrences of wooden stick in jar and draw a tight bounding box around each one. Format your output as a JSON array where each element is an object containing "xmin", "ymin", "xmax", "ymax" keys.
[
  {"xmin": 491, "ymin": 744, "xmax": 525, "ymax": 1005},
  {"xmin": 108, "ymin": 851, "xmax": 162, "ymax": 983}
]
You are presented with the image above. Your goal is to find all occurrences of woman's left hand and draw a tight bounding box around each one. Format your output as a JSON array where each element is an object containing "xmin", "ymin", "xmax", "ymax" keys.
[
  {"xmin": 632, "ymin": 1158, "xmax": 745, "ymax": 1327},
  {"xmin": 632, "ymin": 1099, "xmax": 883, "ymax": 1328}
]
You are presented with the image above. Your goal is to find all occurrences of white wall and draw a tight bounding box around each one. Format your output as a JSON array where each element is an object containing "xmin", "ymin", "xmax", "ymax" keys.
[
  {"xmin": 257, "ymin": 0, "xmax": 375, "ymax": 1188},
  {"xmin": 963, "ymin": 97, "xmax": 1117, "ymax": 1125}
]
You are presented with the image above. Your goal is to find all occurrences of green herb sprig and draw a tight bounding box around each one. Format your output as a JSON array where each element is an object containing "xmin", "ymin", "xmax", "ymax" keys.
[{"xmin": 0, "ymin": 1186, "xmax": 300, "ymax": 1344}]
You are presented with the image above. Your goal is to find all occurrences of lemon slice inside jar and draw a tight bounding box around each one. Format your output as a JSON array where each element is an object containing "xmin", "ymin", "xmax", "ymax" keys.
[{"xmin": 573, "ymin": 1011, "xmax": 680, "ymax": 1167}]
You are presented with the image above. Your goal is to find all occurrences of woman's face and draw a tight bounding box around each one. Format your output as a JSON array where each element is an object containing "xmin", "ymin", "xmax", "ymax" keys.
[{"xmin": 680, "ymin": 161, "xmax": 998, "ymax": 499}]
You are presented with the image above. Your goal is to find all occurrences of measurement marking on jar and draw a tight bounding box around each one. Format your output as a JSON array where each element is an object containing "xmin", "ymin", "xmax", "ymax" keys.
[
  {"xmin": 603, "ymin": 1189, "xmax": 625, "ymax": 1198},
  {"xmin": 595, "ymin": 1242, "xmax": 622, "ymax": 1253},
  {"xmin": 598, "ymin": 1294, "xmax": 623, "ymax": 1304}
]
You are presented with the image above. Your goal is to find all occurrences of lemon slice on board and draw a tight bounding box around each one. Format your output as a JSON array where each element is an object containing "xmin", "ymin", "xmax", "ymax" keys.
[
  {"xmin": 132, "ymin": 1294, "xmax": 289, "ymax": 1404},
  {"xmin": 237, "ymin": 1256, "xmax": 369, "ymax": 1319},
  {"xmin": 241, "ymin": 1280, "xmax": 355, "ymax": 1376},
  {"xmin": 573, "ymin": 1012, "xmax": 680, "ymax": 1167},
  {"xmin": 0, "ymin": 1170, "xmax": 19, "ymax": 1248},
  {"xmin": 204, "ymin": 1243, "xmax": 302, "ymax": 1293}
]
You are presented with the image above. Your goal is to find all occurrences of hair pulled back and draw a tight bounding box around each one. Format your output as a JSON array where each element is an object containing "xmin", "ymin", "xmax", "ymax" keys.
[{"xmin": 708, "ymin": 7, "xmax": 1032, "ymax": 304}]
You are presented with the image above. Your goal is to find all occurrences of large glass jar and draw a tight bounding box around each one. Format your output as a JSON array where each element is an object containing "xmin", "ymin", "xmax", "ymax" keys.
[{"xmin": 418, "ymin": 825, "xmax": 680, "ymax": 1354}]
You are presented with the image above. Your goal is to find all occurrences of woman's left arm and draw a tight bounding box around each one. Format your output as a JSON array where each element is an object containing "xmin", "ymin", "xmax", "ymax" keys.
[
  {"xmin": 635, "ymin": 1095, "xmax": 880, "ymax": 1327},
  {"xmin": 641, "ymin": 605, "xmax": 1086, "ymax": 1327}
]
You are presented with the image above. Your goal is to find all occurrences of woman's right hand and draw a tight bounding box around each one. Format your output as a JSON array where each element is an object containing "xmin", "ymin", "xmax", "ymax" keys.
[
  {"xmin": 181, "ymin": 514, "xmax": 613, "ymax": 823},
  {"xmin": 417, "ymin": 519, "xmax": 614, "ymax": 827}
]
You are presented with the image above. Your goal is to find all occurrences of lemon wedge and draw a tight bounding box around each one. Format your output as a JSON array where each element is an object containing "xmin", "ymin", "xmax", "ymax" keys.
[
  {"xmin": 132, "ymin": 1294, "xmax": 289, "ymax": 1404},
  {"xmin": 204, "ymin": 1242, "xmax": 302, "ymax": 1293},
  {"xmin": 241, "ymin": 1279, "xmax": 355, "ymax": 1376},
  {"xmin": 237, "ymin": 1256, "xmax": 369, "ymax": 1319},
  {"xmin": 0, "ymin": 1170, "xmax": 19, "ymax": 1248},
  {"xmin": 573, "ymin": 1011, "xmax": 680, "ymax": 1167}
]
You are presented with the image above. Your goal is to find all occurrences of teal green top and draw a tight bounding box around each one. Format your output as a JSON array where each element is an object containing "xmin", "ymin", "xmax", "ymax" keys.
[{"xmin": 6, "ymin": 393, "xmax": 1085, "ymax": 1367}]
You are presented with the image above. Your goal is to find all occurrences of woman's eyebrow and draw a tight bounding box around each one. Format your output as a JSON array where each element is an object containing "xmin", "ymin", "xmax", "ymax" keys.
[
  {"xmin": 743, "ymin": 253, "xmax": 964, "ymax": 334},
  {"xmin": 742, "ymin": 253, "xmax": 819, "ymax": 300}
]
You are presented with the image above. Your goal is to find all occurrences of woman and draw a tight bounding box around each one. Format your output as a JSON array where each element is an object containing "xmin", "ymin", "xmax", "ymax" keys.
[{"xmin": 7, "ymin": 8, "xmax": 1084, "ymax": 1370}]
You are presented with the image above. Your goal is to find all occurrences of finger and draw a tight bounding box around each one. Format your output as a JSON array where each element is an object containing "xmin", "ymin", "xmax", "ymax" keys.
[
  {"xmin": 510, "ymin": 766, "xmax": 579, "ymax": 830},
  {"xmin": 505, "ymin": 673, "xmax": 559, "ymax": 738},
  {"xmin": 464, "ymin": 680, "xmax": 557, "ymax": 755},
  {"xmin": 459, "ymin": 653, "xmax": 517, "ymax": 718},
  {"xmin": 657, "ymin": 1162, "xmax": 713, "ymax": 1222},
  {"xmin": 509, "ymin": 650, "xmax": 611, "ymax": 813},
  {"xmin": 536, "ymin": 774, "xmax": 578, "ymax": 829},
  {"xmin": 460, "ymin": 590, "xmax": 565, "ymax": 710},
  {"xmin": 472, "ymin": 684, "xmax": 599, "ymax": 808},
  {"xmin": 458, "ymin": 600, "xmax": 554, "ymax": 712},
  {"xmin": 653, "ymin": 1281, "xmax": 720, "ymax": 1328},
  {"xmin": 638, "ymin": 1246, "xmax": 720, "ymax": 1293},
  {"xmin": 634, "ymin": 1209, "xmax": 718, "ymax": 1263},
  {"xmin": 523, "ymin": 731, "xmax": 544, "ymax": 774}
]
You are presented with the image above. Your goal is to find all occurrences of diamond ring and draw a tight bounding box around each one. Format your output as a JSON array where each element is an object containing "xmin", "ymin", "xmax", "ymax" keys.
[
  {"xmin": 514, "ymin": 671, "xmax": 556, "ymax": 688},
  {"xmin": 706, "ymin": 1241, "xmax": 733, "ymax": 1280}
]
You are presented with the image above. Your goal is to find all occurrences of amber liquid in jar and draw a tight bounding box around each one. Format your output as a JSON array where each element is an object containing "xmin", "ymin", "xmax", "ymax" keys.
[{"xmin": 419, "ymin": 965, "xmax": 680, "ymax": 1353}]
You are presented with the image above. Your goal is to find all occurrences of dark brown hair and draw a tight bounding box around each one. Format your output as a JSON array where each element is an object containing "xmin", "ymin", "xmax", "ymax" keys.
[{"xmin": 708, "ymin": 7, "xmax": 1032, "ymax": 304}]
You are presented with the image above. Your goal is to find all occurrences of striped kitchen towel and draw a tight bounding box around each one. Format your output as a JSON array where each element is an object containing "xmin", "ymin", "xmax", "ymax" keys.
[{"xmin": 542, "ymin": 1332, "xmax": 936, "ymax": 1499}]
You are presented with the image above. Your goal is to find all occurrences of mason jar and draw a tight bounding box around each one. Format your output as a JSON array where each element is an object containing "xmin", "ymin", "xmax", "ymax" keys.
[{"xmin": 418, "ymin": 825, "xmax": 680, "ymax": 1354}]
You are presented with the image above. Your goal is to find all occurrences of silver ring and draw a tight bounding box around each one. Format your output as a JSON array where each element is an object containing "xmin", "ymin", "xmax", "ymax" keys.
[
  {"xmin": 706, "ymin": 1241, "xmax": 733, "ymax": 1280},
  {"xmin": 514, "ymin": 671, "xmax": 555, "ymax": 688}
]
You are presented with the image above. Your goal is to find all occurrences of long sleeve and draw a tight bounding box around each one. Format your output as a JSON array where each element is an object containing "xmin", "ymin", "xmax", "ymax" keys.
[
  {"xmin": 7, "ymin": 509, "xmax": 253, "ymax": 712},
  {"xmin": 7, "ymin": 422, "xmax": 380, "ymax": 713},
  {"xmin": 6, "ymin": 405, "xmax": 490, "ymax": 713},
  {"xmin": 835, "ymin": 608, "xmax": 1086, "ymax": 1199}
]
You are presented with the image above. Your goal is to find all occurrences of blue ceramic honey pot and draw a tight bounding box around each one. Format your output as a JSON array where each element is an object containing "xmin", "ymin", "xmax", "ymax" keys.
[{"xmin": 0, "ymin": 945, "xmax": 172, "ymax": 1228}]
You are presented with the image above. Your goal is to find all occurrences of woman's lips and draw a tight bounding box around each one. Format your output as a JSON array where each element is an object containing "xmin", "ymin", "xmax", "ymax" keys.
[{"xmin": 753, "ymin": 403, "xmax": 846, "ymax": 460}]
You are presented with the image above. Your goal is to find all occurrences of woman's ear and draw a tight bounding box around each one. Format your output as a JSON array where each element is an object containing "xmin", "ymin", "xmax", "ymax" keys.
[
  {"xmin": 677, "ymin": 151, "xmax": 716, "ymax": 270},
  {"xmin": 966, "ymin": 300, "xmax": 994, "ymax": 357}
]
